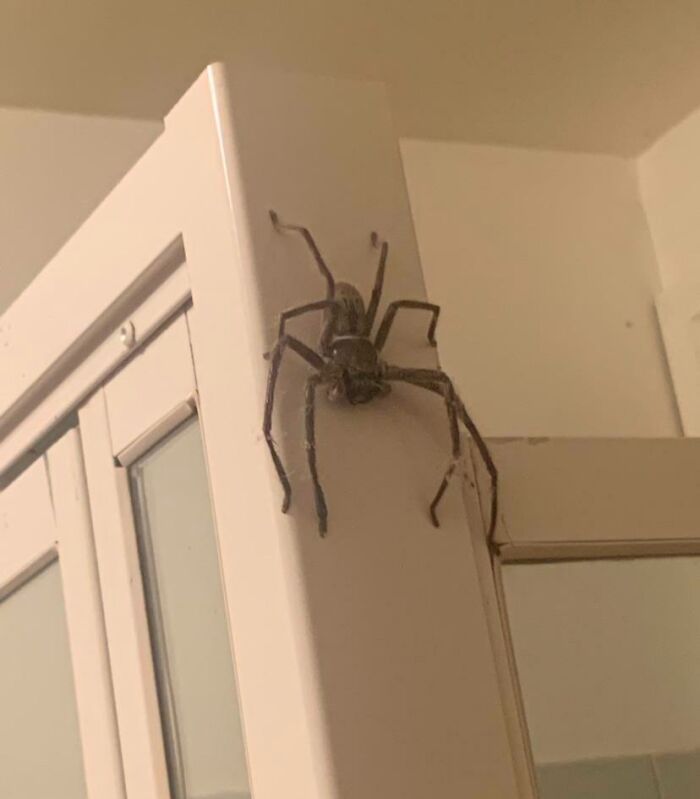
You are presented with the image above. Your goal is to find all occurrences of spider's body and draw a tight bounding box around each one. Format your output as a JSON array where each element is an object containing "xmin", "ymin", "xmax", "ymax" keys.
[
  {"xmin": 322, "ymin": 283, "xmax": 389, "ymax": 404},
  {"xmin": 325, "ymin": 336, "xmax": 389, "ymax": 405},
  {"xmin": 264, "ymin": 210, "xmax": 498, "ymax": 538}
]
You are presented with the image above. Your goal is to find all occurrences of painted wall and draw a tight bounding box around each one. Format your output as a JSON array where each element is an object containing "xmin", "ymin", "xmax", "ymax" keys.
[
  {"xmin": 401, "ymin": 139, "xmax": 680, "ymax": 437},
  {"xmin": 638, "ymin": 105, "xmax": 700, "ymax": 290},
  {"xmin": 0, "ymin": 106, "xmax": 160, "ymax": 313}
]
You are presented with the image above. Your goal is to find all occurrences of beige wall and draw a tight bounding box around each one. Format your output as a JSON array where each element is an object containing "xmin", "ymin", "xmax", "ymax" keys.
[
  {"xmin": 638, "ymin": 105, "xmax": 700, "ymax": 290},
  {"xmin": 401, "ymin": 139, "xmax": 680, "ymax": 437},
  {"xmin": 0, "ymin": 107, "xmax": 160, "ymax": 313}
]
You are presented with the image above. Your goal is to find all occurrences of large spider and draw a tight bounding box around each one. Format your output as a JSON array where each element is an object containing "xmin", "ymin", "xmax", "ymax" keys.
[{"xmin": 263, "ymin": 210, "xmax": 498, "ymax": 538}]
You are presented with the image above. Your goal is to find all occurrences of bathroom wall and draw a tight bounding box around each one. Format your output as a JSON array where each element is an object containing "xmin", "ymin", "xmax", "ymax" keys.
[{"xmin": 400, "ymin": 139, "xmax": 680, "ymax": 437}]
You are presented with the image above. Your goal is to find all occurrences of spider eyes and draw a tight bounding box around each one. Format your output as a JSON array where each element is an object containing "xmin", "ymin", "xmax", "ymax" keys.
[{"xmin": 327, "ymin": 385, "xmax": 346, "ymax": 402}]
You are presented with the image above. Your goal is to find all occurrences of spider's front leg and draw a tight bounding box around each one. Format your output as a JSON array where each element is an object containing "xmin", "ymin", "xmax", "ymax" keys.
[
  {"xmin": 263, "ymin": 334, "xmax": 325, "ymax": 514},
  {"xmin": 374, "ymin": 300, "xmax": 441, "ymax": 352},
  {"xmin": 384, "ymin": 366, "xmax": 498, "ymax": 541},
  {"xmin": 304, "ymin": 373, "xmax": 329, "ymax": 536}
]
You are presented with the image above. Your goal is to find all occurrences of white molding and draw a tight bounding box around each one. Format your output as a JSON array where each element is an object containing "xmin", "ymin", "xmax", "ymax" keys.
[
  {"xmin": 489, "ymin": 436, "xmax": 700, "ymax": 546},
  {"xmin": 79, "ymin": 390, "xmax": 170, "ymax": 799},
  {"xmin": 48, "ymin": 429, "xmax": 126, "ymax": 799},
  {"xmin": 104, "ymin": 312, "xmax": 195, "ymax": 457},
  {"xmin": 0, "ymin": 244, "xmax": 189, "ymax": 476}
]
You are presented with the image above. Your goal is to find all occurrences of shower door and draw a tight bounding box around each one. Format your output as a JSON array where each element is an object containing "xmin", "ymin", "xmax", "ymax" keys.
[
  {"xmin": 79, "ymin": 311, "xmax": 252, "ymax": 799},
  {"xmin": 0, "ymin": 430, "xmax": 123, "ymax": 798}
]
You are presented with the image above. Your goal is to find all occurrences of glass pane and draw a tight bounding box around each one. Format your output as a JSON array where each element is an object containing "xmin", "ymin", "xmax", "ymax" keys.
[
  {"xmin": 0, "ymin": 561, "xmax": 87, "ymax": 798},
  {"xmin": 502, "ymin": 557, "xmax": 700, "ymax": 799},
  {"xmin": 130, "ymin": 418, "xmax": 250, "ymax": 799}
]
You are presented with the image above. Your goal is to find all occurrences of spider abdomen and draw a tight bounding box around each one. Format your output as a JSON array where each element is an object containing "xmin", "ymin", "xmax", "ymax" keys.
[{"xmin": 327, "ymin": 282, "xmax": 367, "ymax": 336}]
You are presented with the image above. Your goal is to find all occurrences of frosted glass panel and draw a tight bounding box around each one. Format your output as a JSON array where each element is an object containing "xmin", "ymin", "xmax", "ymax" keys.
[
  {"xmin": 502, "ymin": 557, "xmax": 700, "ymax": 799},
  {"xmin": 0, "ymin": 561, "xmax": 87, "ymax": 798},
  {"xmin": 130, "ymin": 418, "xmax": 250, "ymax": 799}
]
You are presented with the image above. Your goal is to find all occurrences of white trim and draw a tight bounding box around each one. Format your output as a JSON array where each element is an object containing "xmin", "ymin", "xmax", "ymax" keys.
[
  {"xmin": 79, "ymin": 390, "xmax": 170, "ymax": 799},
  {"xmin": 461, "ymin": 453, "xmax": 538, "ymax": 799},
  {"xmin": 165, "ymin": 67, "xmax": 329, "ymax": 799},
  {"xmin": 488, "ymin": 436, "xmax": 700, "ymax": 546},
  {"xmin": 0, "ymin": 429, "xmax": 126, "ymax": 798},
  {"xmin": 0, "ymin": 258, "xmax": 189, "ymax": 476},
  {"xmin": 498, "ymin": 538, "xmax": 700, "ymax": 563},
  {"xmin": 116, "ymin": 399, "xmax": 196, "ymax": 467},
  {"xmin": 48, "ymin": 429, "xmax": 126, "ymax": 799},
  {"xmin": 104, "ymin": 312, "xmax": 196, "ymax": 457}
]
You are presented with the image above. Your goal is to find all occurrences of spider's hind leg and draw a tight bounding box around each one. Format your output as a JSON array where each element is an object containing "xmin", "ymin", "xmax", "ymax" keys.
[{"xmin": 263, "ymin": 334, "xmax": 325, "ymax": 515}]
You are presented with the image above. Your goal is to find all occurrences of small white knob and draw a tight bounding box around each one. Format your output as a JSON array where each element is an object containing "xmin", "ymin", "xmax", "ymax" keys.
[{"xmin": 119, "ymin": 321, "xmax": 136, "ymax": 348}]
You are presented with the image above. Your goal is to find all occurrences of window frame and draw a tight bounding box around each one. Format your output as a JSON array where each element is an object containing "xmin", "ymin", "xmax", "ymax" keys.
[{"xmin": 0, "ymin": 430, "xmax": 125, "ymax": 798}]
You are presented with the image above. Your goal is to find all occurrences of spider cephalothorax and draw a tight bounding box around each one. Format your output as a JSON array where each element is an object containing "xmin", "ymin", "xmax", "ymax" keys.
[{"xmin": 264, "ymin": 210, "xmax": 497, "ymax": 538}]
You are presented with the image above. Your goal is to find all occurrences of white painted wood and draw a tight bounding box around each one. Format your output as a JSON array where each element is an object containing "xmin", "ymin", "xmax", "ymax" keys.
[
  {"xmin": 656, "ymin": 282, "xmax": 700, "ymax": 434},
  {"xmin": 0, "ymin": 457, "xmax": 56, "ymax": 589},
  {"xmin": 0, "ymin": 255, "xmax": 189, "ymax": 476},
  {"xmin": 116, "ymin": 399, "xmax": 196, "ymax": 467},
  {"xmin": 489, "ymin": 437, "xmax": 700, "ymax": 546},
  {"xmin": 168, "ymin": 72, "xmax": 331, "ymax": 799},
  {"xmin": 461, "ymin": 452, "xmax": 537, "ymax": 799},
  {"xmin": 48, "ymin": 429, "xmax": 126, "ymax": 799},
  {"xmin": 499, "ymin": 538, "xmax": 700, "ymax": 562},
  {"xmin": 105, "ymin": 313, "xmax": 195, "ymax": 457},
  {"xmin": 172, "ymin": 66, "xmax": 520, "ymax": 798},
  {"xmin": 79, "ymin": 391, "xmax": 170, "ymax": 799},
  {"xmin": 0, "ymin": 431, "xmax": 126, "ymax": 798}
]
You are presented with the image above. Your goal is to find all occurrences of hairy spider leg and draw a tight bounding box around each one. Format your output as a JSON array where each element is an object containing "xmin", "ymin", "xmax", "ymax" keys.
[
  {"xmin": 385, "ymin": 367, "xmax": 498, "ymax": 542},
  {"xmin": 428, "ymin": 381, "xmax": 462, "ymax": 526},
  {"xmin": 265, "ymin": 298, "xmax": 341, "ymax": 359},
  {"xmin": 305, "ymin": 373, "xmax": 329, "ymax": 536},
  {"xmin": 263, "ymin": 334, "xmax": 325, "ymax": 514},
  {"xmin": 374, "ymin": 300, "xmax": 441, "ymax": 352},
  {"xmin": 364, "ymin": 234, "xmax": 389, "ymax": 335},
  {"xmin": 269, "ymin": 210, "xmax": 336, "ymax": 299}
]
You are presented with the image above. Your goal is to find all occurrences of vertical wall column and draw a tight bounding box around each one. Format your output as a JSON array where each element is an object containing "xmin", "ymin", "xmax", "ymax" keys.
[{"xmin": 170, "ymin": 66, "xmax": 522, "ymax": 798}]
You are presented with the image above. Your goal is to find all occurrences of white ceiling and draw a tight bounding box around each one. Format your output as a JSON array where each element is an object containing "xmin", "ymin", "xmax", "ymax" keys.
[{"xmin": 3, "ymin": 0, "xmax": 700, "ymax": 155}]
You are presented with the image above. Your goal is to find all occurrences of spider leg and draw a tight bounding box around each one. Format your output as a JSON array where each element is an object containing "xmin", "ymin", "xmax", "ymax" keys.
[
  {"xmin": 385, "ymin": 366, "xmax": 460, "ymax": 527},
  {"xmin": 374, "ymin": 300, "xmax": 441, "ymax": 352},
  {"xmin": 263, "ymin": 299, "xmax": 341, "ymax": 359},
  {"xmin": 305, "ymin": 373, "xmax": 328, "ymax": 536},
  {"xmin": 264, "ymin": 335, "xmax": 325, "ymax": 514},
  {"xmin": 364, "ymin": 233, "xmax": 389, "ymax": 335},
  {"xmin": 385, "ymin": 366, "xmax": 498, "ymax": 542},
  {"xmin": 269, "ymin": 210, "xmax": 336, "ymax": 300}
]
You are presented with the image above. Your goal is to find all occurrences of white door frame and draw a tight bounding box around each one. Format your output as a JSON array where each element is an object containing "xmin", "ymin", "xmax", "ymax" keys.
[{"xmin": 0, "ymin": 431, "xmax": 125, "ymax": 798}]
